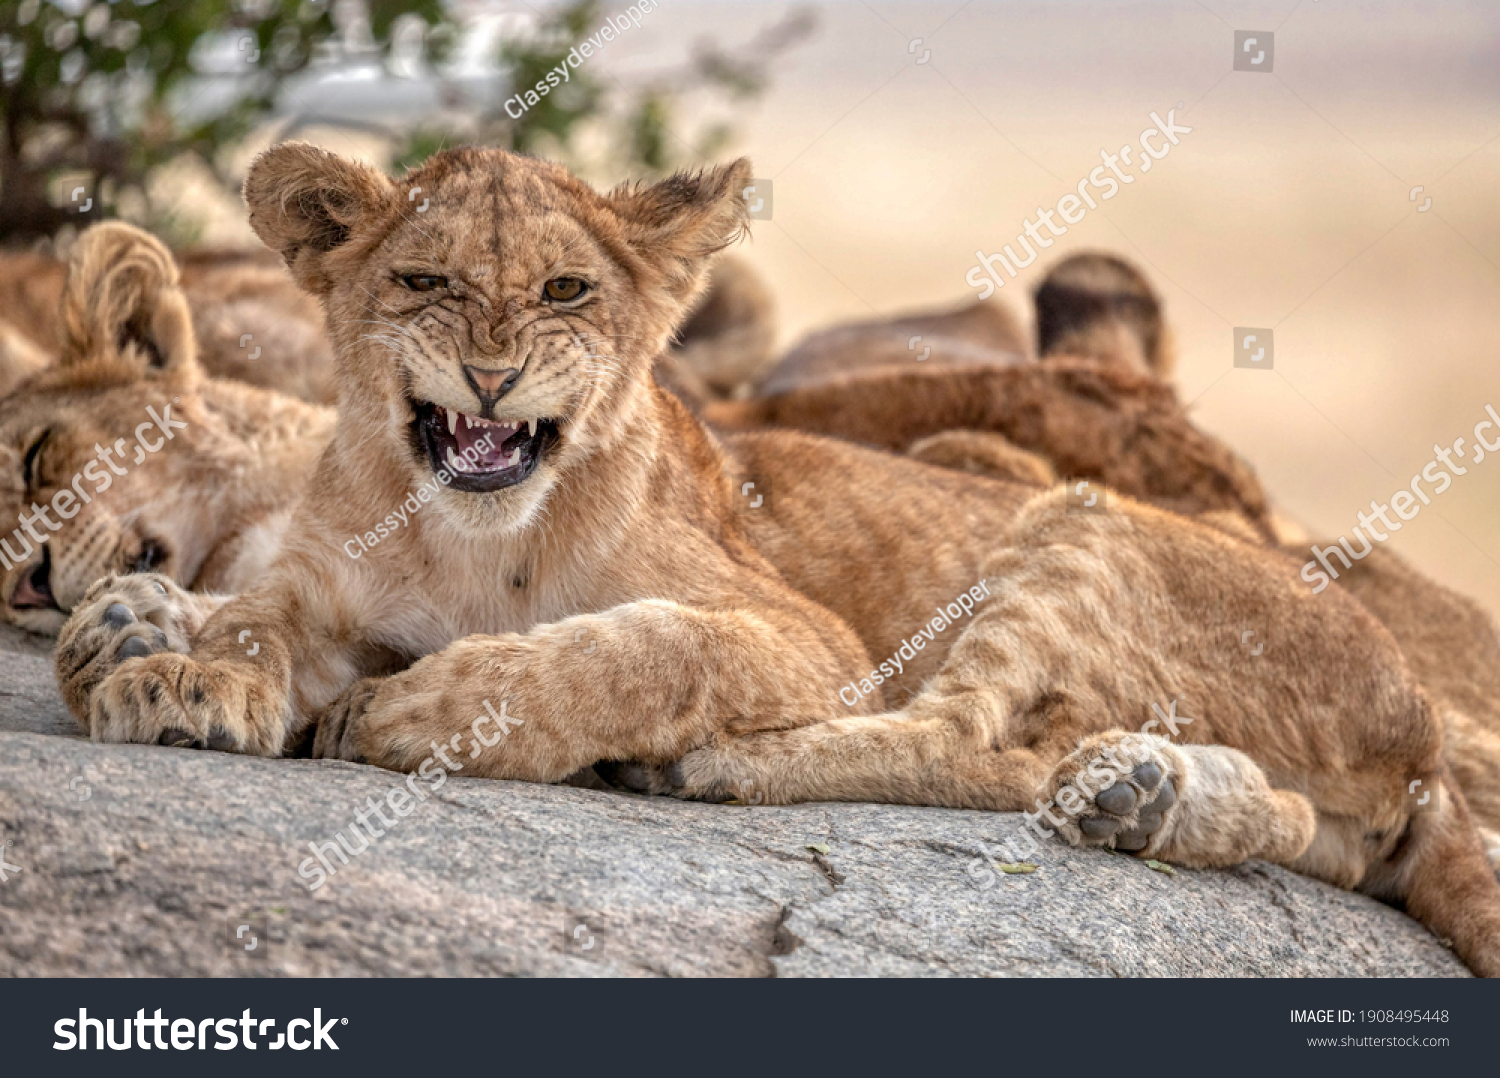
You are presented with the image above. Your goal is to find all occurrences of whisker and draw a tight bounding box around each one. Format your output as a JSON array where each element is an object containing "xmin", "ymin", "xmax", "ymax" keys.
[{"xmin": 356, "ymin": 282, "xmax": 404, "ymax": 316}]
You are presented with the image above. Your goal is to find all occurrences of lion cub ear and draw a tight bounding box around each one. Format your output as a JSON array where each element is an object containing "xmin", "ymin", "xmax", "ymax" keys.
[
  {"xmin": 244, "ymin": 141, "xmax": 395, "ymax": 295},
  {"xmin": 60, "ymin": 221, "xmax": 199, "ymax": 383},
  {"xmin": 609, "ymin": 158, "xmax": 753, "ymax": 306}
]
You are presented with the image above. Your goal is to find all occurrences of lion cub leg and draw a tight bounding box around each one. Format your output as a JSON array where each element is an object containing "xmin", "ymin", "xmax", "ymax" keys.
[
  {"xmin": 1043, "ymin": 731, "xmax": 1316, "ymax": 868},
  {"xmin": 669, "ymin": 711, "xmax": 1055, "ymax": 811}
]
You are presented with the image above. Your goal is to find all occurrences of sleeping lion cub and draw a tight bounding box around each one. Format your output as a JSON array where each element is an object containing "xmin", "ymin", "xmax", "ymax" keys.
[
  {"xmin": 55, "ymin": 143, "xmax": 1500, "ymax": 975},
  {"xmin": 0, "ymin": 223, "xmax": 333, "ymax": 637}
]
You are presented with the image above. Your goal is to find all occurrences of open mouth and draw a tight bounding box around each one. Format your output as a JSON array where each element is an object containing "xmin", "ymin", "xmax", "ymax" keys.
[
  {"xmin": 11, "ymin": 546, "xmax": 57, "ymax": 611},
  {"xmin": 411, "ymin": 402, "xmax": 560, "ymax": 492}
]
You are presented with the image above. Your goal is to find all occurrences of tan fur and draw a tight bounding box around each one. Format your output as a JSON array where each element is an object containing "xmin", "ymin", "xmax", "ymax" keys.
[
  {"xmin": 0, "ymin": 319, "xmax": 52, "ymax": 400},
  {"xmin": 700, "ymin": 252, "xmax": 1500, "ymax": 855},
  {"xmin": 706, "ymin": 362, "xmax": 1277, "ymax": 541},
  {"xmin": 755, "ymin": 295, "xmax": 1030, "ymax": 397},
  {"xmin": 708, "ymin": 254, "xmax": 1500, "ymax": 849},
  {"xmin": 0, "ymin": 237, "xmax": 336, "ymax": 404},
  {"xmin": 651, "ymin": 257, "xmax": 779, "ymax": 412},
  {"xmin": 52, "ymin": 145, "xmax": 1500, "ymax": 976},
  {"xmin": 0, "ymin": 251, "xmax": 68, "ymax": 397},
  {"xmin": 1309, "ymin": 543, "xmax": 1500, "ymax": 831},
  {"xmin": 713, "ymin": 251, "xmax": 1500, "ymax": 874},
  {"xmin": 0, "ymin": 223, "xmax": 333, "ymax": 636},
  {"xmin": 906, "ymin": 430, "xmax": 1056, "ymax": 486}
]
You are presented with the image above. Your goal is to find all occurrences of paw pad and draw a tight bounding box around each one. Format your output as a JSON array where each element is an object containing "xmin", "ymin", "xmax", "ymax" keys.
[
  {"xmin": 102, "ymin": 603, "xmax": 135, "ymax": 629},
  {"xmin": 1095, "ymin": 783, "xmax": 1137, "ymax": 815},
  {"xmin": 117, "ymin": 636, "xmax": 153, "ymax": 661},
  {"xmin": 1072, "ymin": 759, "xmax": 1177, "ymax": 854}
]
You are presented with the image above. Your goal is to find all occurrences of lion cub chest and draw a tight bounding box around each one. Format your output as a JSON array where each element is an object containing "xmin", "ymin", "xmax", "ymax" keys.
[{"xmin": 365, "ymin": 548, "xmax": 611, "ymax": 662}]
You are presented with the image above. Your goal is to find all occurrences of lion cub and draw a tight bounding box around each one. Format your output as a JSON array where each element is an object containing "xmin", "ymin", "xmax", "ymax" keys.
[
  {"xmin": 0, "ymin": 222, "xmax": 333, "ymax": 637},
  {"xmin": 54, "ymin": 144, "xmax": 1500, "ymax": 976}
]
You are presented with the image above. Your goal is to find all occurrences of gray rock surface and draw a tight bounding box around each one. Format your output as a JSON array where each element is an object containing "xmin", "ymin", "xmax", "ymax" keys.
[{"xmin": 0, "ymin": 624, "xmax": 1467, "ymax": 977}]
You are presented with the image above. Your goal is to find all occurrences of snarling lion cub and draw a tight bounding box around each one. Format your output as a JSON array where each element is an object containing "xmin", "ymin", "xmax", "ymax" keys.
[
  {"xmin": 0, "ymin": 221, "xmax": 766, "ymax": 637},
  {"xmin": 55, "ymin": 144, "xmax": 1500, "ymax": 975}
]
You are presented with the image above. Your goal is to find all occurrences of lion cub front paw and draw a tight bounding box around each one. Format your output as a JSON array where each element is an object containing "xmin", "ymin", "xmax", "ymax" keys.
[
  {"xmin": 55, "ymin": 573, "xmax": 268, "ymax": 753},
  {"xmin": 87, "ymin": 652, "xmax": 237, "ymax": 750},
  {"xmin": 55, "ymin": 573, "xmax": 199, "ymax": 724},
  {"xmin": 312, "ymin": 677, "xmax": 383, "ymax": 763},
  {"xmin": 1045, "ymin": 732, "xmax": 1182, "ymax": 855}
]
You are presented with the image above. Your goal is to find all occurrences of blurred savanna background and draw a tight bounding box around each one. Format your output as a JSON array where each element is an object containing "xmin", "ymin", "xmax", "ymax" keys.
[{"xmin": 4, "ymin": 0, "xmax": 1498, "ymax": 614}]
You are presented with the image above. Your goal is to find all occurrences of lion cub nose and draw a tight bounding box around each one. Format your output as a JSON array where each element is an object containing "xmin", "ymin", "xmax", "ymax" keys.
[{"xmin": 462, "ymin": 365, "xmax": 522, "ymax": 406}]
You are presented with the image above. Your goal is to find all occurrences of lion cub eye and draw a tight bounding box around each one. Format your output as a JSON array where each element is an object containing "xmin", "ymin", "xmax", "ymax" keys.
[
  {"xmin": 21, "ymin": 429, "xmax": 49, "ymax": 490},
  {"xmin": 402, "ymin": 274, "xmax": 448, "ymax": 292},
  {"xmin": 543, "ymin": 277, "xmax": 587, "ymax": 302}
]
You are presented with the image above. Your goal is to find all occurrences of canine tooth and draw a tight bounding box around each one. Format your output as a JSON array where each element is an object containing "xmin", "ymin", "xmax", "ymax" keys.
[
  {"xmin": 508, "ymin": 447, "xmax": 522, "ymax": 467},
  {"xmin": 446, "ymin": 447, "xmax": 465, "ymax": 472},
  {"xmin": 445, "ymin": 408, "xmax": 458, "ymax": 436},
  {"xmin": 527, "ymin": 418, "xmax": 537, "ymax": 439}
]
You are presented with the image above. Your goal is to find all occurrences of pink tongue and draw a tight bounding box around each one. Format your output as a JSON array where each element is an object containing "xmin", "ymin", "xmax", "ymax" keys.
[{"xmin": 454, "ymin": 419, "xmax": 518, "ymax": 470}]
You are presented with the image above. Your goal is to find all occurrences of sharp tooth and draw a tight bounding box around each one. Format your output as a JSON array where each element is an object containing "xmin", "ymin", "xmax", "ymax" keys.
[
  {"xmin": 445, "ymin": 408, "xmax": 458, "ymax": 436},
  {"xmin": 508, "ymin": 447, "xmax": 522, "ymax": 467},
  {"xmin": 446, "ymin": 447, "xmax": 465, "ymax": 472},
  {"xmin": 526, "ymin": 418, "xmax": 538, "ymax": 439},
  {"xmin": 465, "ymin": 414, "xmax": 475, "ymax": 429}
]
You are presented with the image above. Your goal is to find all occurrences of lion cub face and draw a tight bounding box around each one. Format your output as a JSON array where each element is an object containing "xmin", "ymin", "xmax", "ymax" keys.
[
  {"xmin": 0, "ymin": 223, "xmax": 208, "ymax": 634},
  {"xmin": 244, "ymin": 143, "xmax": 750, "ymax": 533}
]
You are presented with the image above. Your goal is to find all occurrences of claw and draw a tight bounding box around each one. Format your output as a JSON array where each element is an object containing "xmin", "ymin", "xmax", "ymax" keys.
[
  {"xmin": 206, "ymin": 728, "xmax": 237, "ymax": 752},
  {"xmin": 157, "ymin": 727, "xmax": 200, "ymax": 748}
]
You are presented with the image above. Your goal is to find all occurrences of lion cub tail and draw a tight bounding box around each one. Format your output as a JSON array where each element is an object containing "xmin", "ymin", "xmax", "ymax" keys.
[
  {"xmin": 60, "ymin": 221, "xmax": 198, "ymax": 380},
  {"xmin": 1375, "ymin": 765, "xmax": 1500, "ymax": 977}
]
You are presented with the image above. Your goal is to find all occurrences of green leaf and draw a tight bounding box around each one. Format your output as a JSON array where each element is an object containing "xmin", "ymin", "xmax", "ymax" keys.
[
  {"xmin": 805, "ymin": 844, "xmax": 829, "ymax": 855},
  {"xmin": 996, "ymin": 862, "xmax": 1037, "ymax": 874},
  {"xmin": 1144, "ymin": 859, "xmax": 1176, "ymax": 875}
]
